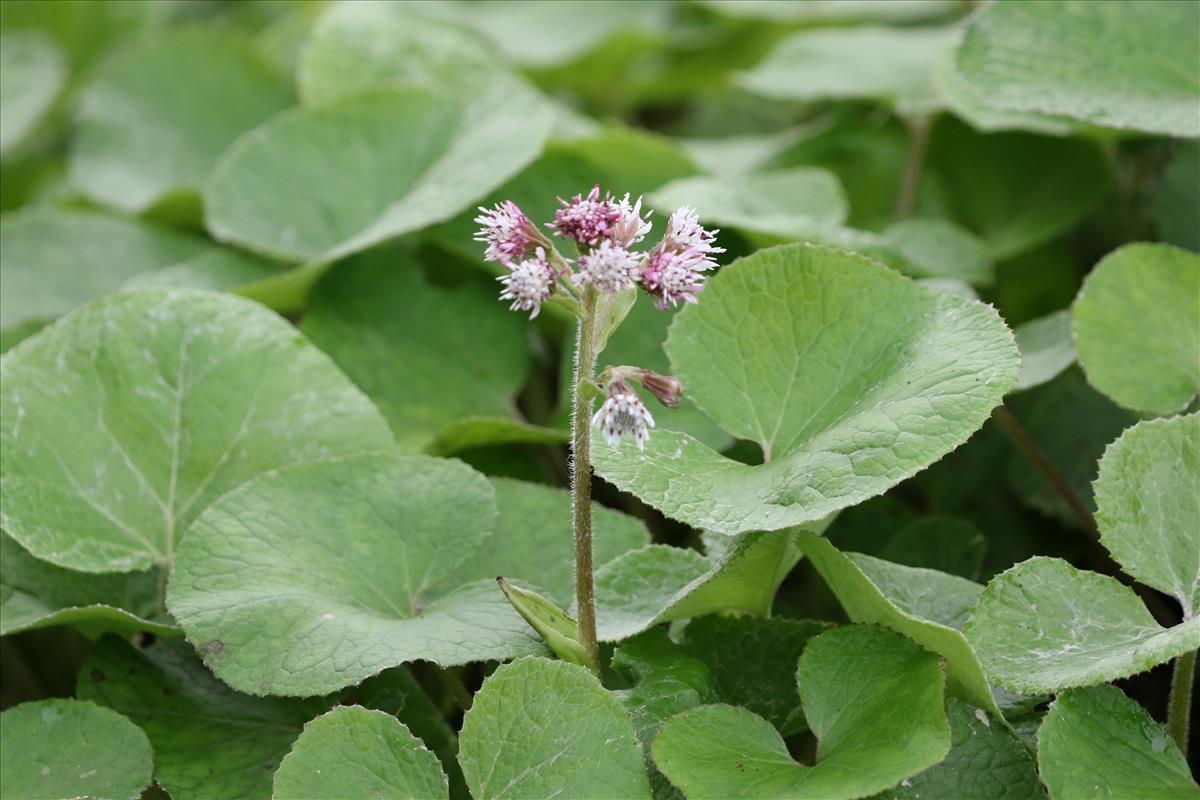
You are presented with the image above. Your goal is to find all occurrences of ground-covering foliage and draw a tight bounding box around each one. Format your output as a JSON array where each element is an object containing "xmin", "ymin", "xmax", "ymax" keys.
[{"xmin": 1, "ymin": 1, "xmax": 1198, "ymax": 799}]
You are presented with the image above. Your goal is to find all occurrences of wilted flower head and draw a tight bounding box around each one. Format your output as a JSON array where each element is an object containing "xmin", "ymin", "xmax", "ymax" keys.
[
  {"xmin": 475, "ymin": 200, "xmax": 539, "ymax": 263},
  {"xmin": 574, "ymin": 240, "xmax": 642, "ymax": 294},
  {"xmin": 551, "ymin": 185, "xmax": 622, "ymax": 248},
  {"xmin": 498, "ymin": 247, "xmax": 554, "ymax": 319},
  {"xmin": 592, "ymin": 377, "xmax": 655, "ymax": 450}
]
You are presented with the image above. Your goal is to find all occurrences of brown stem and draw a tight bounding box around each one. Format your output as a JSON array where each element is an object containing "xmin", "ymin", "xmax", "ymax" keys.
[
  {"xmin": 570, "ymin": 287, "xmax": 601, "ymax": 672},
  {"xmin": 991, "ymin": 405, "xmax": 1099, "ymax": 538}
]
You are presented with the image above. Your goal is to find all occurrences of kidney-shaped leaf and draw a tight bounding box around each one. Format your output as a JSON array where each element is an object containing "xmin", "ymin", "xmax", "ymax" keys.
[
  {"xmin": 0, "ymin": 289, "xmax": 393, "ymax": 573},
  {"xmin": 0, "ymin": 699, "xmax": 153, "ymax": 800},
  {"xmin": 168, "ymin": 454, "xmax": 547, "ymax": 696},
  {"xmin": 458, "ymin": 657, "xmax": 652, "ymax": 800},
  {"xmin": 966, "ymin": 557, "xmax": 1200, "ymax": 694},
  {"xmin": 593, "ymin": 244, "xmax": 1019, "ymax": 535},
  {"xmin": 70, "ymin": 27, "xmax": 293, "ymax": 214},
  {"xmin": 274, "ymin": 706, "xmax": 448, "ymax": 800},
  {"xmin": 206, "ymin": 80, "xmax": 553, "ymax": 265},
  {"xmin": 1037, "ymin": 685, "xmax": 1200, "ymax": 800},
  {"xmin": 1073, "ymin": 243, "xmax": 1200, "ymax": 415},
  {"xmin": 957, "ymin": 0, "xmax": 1200, "ymax": 138},
  {"xmin": 1095, "ymin": 414, "xmax": 1200, "ymax": 617},
  {"xmin": 652, "ymin": 625, "xmax": 950, "ymax": 800}
]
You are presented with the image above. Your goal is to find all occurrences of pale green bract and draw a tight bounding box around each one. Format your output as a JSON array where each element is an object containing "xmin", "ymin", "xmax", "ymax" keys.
[
  {"xmin": 168, "ymin": 454, "xmax": 547, "ymax": 696},
  {"xmin": 966, "ymin": 557, "xmax": 1200, "ymax": 694},
  {"xmin": 1094, "ymin": 414, "xmax": 1200, "ymax": 617},
  {"xmin": 739, "ymin": 26, "xmax": 958, "ymax": 117},
  {"xmin": 957, "ymin": 0, "xmax": 1200, "ymax": 138},
  {"xmin": 0, "ymin": 207, "xmax": 283, "ymax": 334},
  {"xmin": 458, "ymin": 658, "xmax": 652, "ymax": 800},
  {"xmin": 0, "ymin": 32, "xmax": 65, "ymax": 156},
  {"xmin": 206, "ymin": 80, "xmax": 554, "ymax": 267},
  {"xmin": 593, "ymin": 244, "xmax": 1019, "ymax": 535},
  {"xmin": 652, "ymin": 626, "xmax": 950, "ymax": 799},
  {"xmin": 0, "ymin": 289, "xmax": 394, "ymax": 573},
  {"xmin": 1038, "ymin": 686, "xmax": 1200, "ymax": 800},
  {"xmin": 78, "ymin": 636, "xmax": 326, "ymax": 800},
  {"xmin": 794, "ymin": 532, "xmax": 1000, "ymax": 718},
  {"xmin": 69, "ymin": 28, "xmax": 293, "ymax": 215},
  {"xmin": 0, "ymin": 532, "xmax": 176, "ymax": 636},
  {"xmin": 1073, "ymin": 243, "xmax": 1200, "ymax": 415},
  {"xmin": 0, "ymin": 699, "xmax": 153, "ymax": 800},
  {"xmin": 273, "ymin": 706, "xmax": 449, "ymax": 800}
]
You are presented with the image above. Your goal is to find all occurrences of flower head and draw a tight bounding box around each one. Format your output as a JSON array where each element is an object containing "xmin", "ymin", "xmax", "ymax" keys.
[
  {"xmin": 574, "ymin": 240, "xmax": 642, "ymax": 294},
  {"xmin": 498, "ymin": 247, "xmax": 554, "ymax": 319},
  {"xmin": 592, "ymin": 377, "xmax": 655, "ymax": 450},
  {"xmin": 641, "ymin": 248, "xmax": 709, "ymax": 308},
  {"xmin": 610, "ymin": 193, "xmax": 653, "ymax": 248},
  {"xmin": 663, "ymin": 207, "xmax": 724, "ymax": 256},
  {"xmin": 550, "ymin": 185, "xmax": 622, "ymax": 248},
  {"xmin": 475, "ymin": 200, "xmax": 538, "ymax": 263},
  {"xmin": 633, "ymin": 369, "xmax": 683, "ymax": 408}
]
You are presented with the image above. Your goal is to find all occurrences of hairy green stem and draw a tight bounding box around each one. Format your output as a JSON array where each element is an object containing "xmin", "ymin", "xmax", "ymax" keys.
[
  {"xmin": 1167, "ymin": 648, "xmax": 1196, "ymax": 755},
  {"xmin": 571, "ymin": 287, "xmax": 601, "ymax": 672}
]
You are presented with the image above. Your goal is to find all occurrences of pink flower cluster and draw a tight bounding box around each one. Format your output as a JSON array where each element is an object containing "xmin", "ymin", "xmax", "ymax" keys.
[{"xmin": 474, "ymin": 185, "xmax": 722, "ymax": 318}]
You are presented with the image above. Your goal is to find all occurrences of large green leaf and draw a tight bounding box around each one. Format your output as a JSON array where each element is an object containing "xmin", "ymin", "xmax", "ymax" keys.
[
  {"xmin": 924, "ymin": 118, "xmax": 1110, "ymax": 259},
  {"xmin": 956, "ymin": 0, "xmax": 1200, "ymax": 137},
  {"xmin": 1012, "ymin": 310, "xmax": 1076, "ymax": 392},
  {"xmin": 739, "ymin": 26, "xmax": 958, "ymax": 116},
  {"xmin": 0, "ymin": 32, "xmax": 65, "ymax": 156},
  {"xmin": 447, "ymin": 477, "xmax": 648, "ymax": 607},
  {"xmin": 966, "ymin": 557, "xmax": 1200, "ymax": 694},
  {"xmin": 1095, "ymin": 414, "xmax": 1199, "ymax": 617},
  {"xmin": 1072, "ymin": 243, "xmax": 1200, "ymax": 415},
  {"xmin": 273, "ymin": 706, "xmax": 449, "ymax": 800},
  {"xmin": 1038, "ymin": 686, "xmax": 1199, "ymax": 800},
  {"xmin": 206, "ymin": 81, "xmax": 554, "ymax": 267},
  {"xmin": 298, "ymin": 1, "xmax": 503, "ymax": 105},
  {"xmin": 0, "ymin": 207, "xmax": 283, "ymax": 334},
  {"xmin": 0, "ymin": 289, "xmax": 393, "ymax": 573},
  {"xmin": 299, "ymin": 253, "xmax": 534, "ymax": 454},
  {"xmin": 795, "ymin": 532, "xmax": 1000, "ymax": 717},
  {"xmin": 0, "ymin": 531, "xmax": 176, "ymax": 636},
  {"xmin": 78, "ymin": 636, "xmax": 326, "ymax": 800},
  {"xmin": 679, "ymin": 615, "xmax": 827, "ymax": 734},
  {"xmin": 652, "ymin": 626, "xmax": 950, "ymax": 799},
  {"xmin": 878, "ymin": 699, "xmax": 1045, "ymax": 800},
  {"xmin": 168, "ymin": 454, "xmax": 547, "ymax": 696},
  {"xmin": 69, "ymin": 28, "xmax": 293, "ymax": 215},
  {"xmin": 878, "ymin": 515, "xmax": 985, "ymax": 579},
  {"xmin": 458, "ymin": 657, "xmax": 652, "ymax": 799},
  {"xmin": 0, "ymin": 698, "xmax": 153, "ymax": 800},
  {"xmin": 0, "ymin": 0, "xmax": 167, "ymax": 78},
  {"xmin": 699, "ymin": 0, "xmax": 955, "ymax": 24},
  {"xmin": 593, "ymin": 244, "xmax": 1018, "ymax": 535}
]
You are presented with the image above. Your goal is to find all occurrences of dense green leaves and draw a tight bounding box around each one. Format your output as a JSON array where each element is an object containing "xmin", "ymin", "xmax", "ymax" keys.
[
  {"xmin": 0, "ymin": 698, "xmax": 153, "ymax": 800},
  {"xmin": 740, "ymin": 26, "xmax": 957, "ymax": 116},
  {"xmin": 0, "ymin": 207, "xmax": 282, "ymax": 334},
  {"xmin": 299, "ymin": 253, "xmax": 536, "ymax": 454},
  {"xmin": 0, "ymin": 32, "xmax": 64, "ymax": 156},
  {"xmin": 0, "ymin": 532, "xmax": 175, "ymax": 636},
  {"xmin": 957, "ymin": 1, "xmax": 1200, "ymax": 137},
  {"xmin": 78, "ymin": 636, "xmax": 324, "ymax": 800},
  {"xmin": 206, "ymin": 81, "xmax": 554, "ymax": 265},
  {"xmin": 274, "ymin": 706, "xmax": 449, "ymax": 800},
  {"xmin": 795, "ymin": 532, "xmax": 999, "ymax": 716},
  {"xmin": 70, "ymin": 28, "xmax": 292, "ymax": 215},
  {"xmin": 459, "ymin": 657, "xmax": 651, "ymax": 799},
  {"xmin": 652, "ymin": 626, "xmax": 950, "ymax": 799},
  {"xmin": 1094, "ymin": 414, "xmax": 1200, "ymax": 616},
  {"xmin": 168, "ymin": 454, "xmax": 545, "ymax": 696},
  {"xmin": 594, "ymin": 244, "xmax": 1018, "ymax": 535},
  {"xmin": 967, "ymin": 557, "xmax": 1200, "ymax": 694},
  {"xmin": 0, "ymin": 289, "xmax": 392, "ymax": 572},
  {"xmin": 1073, "ymin": 243, "xmax": 1200, "ymax": 414},
  {"xmin": 1038, "ymin": 686, "xmax": 1200, "ymax": 800}
]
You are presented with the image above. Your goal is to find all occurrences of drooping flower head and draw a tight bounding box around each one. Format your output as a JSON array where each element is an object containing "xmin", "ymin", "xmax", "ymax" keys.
[
  {"xmin": 498, "ymin": 247, "xmax": 554, "ymax": 319},
  {"xmin": 475, "ymin": 200, "xmax": 539, "ymax": 263},
  {"xmin": 574, "ymin": 240, "xmax": 642, "ymax": 294},
  {"xmin": 592, "ymin": 377, "xmax": 655, "ymax": 450}
]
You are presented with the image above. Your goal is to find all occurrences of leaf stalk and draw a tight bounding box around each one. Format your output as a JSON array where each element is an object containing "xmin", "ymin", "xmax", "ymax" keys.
[{"xmin": 1167, "ymin": 647, "xmax": 1196, "ymax": 756}]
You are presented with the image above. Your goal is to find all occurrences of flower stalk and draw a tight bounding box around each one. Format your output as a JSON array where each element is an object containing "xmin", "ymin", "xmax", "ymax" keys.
[
  {"xmin": 1167, "ymin": 647, "xmax": 1196, "ymax": 754},
  {"xmin": 570, "ymin": 286, "xmax": 601, "ymax": 672}
]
